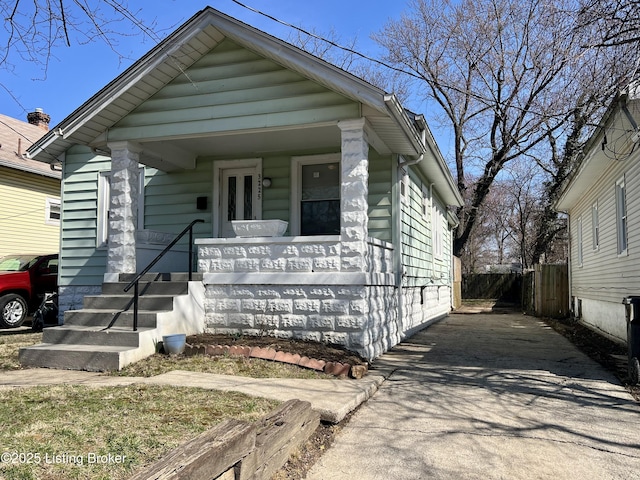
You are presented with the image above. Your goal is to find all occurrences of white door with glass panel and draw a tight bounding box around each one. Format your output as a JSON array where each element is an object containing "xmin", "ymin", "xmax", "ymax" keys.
[{"xmin": 220, "ymin": 168, "xmax": 259, "ymax": 237}]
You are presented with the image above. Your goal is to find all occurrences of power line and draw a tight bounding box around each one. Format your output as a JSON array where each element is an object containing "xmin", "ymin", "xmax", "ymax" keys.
[{"xmin": 229, "ymin": 0, "xmax": 422, "ymax": 80}]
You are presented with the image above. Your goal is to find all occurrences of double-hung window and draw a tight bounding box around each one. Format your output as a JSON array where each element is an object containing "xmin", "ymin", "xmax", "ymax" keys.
[
  {"xmin": 45, "ymin": 198, "xmax": 61, "ymax": 225},
  {"xmin": 292, "ymin": 154, "xmax": 340, "ymax": 236},
  {"xmin": 577, "ymin": 215, "xmax": 583, "ymax": 266},
  {"xmin": 592, "ymin": 202, "xmax": 599, "ymax": 251},
  {"xmin": 616, "ymin": 177, "xmax": 628, "ymax": 255}
]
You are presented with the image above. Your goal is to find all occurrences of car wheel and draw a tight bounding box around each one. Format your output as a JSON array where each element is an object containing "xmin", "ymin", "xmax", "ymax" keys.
[
  {"xmin": 630, "ymin": 357, "xmax": 640, "ymax": 386},
  {"xmin": 0, "ymin": 294, "xmax": 28, "ymax": 328}
]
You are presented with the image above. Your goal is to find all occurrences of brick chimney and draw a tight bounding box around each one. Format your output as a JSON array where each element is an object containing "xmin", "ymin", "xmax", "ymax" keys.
[{"xmin": 27, "ymin": 108, "xmax": 51, "ymax": 131}]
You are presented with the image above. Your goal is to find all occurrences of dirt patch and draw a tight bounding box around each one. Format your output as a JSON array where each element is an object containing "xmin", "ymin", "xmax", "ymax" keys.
[
  {"xmin": 271, "ymin": 410, "xmax": 355, "ymax": 480},
  {"xmin": 186, "ymin": 333, "xmax": 367, "ymax": 366},
  {"xmin": 542, "ymin": 316, "xmax": 640, "ymax": 402}
]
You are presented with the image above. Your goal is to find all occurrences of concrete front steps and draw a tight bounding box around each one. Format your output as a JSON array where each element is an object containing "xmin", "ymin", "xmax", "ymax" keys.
[{"xmin": 19, "ymin": 273, "xmax": 205, "ymax": 371}]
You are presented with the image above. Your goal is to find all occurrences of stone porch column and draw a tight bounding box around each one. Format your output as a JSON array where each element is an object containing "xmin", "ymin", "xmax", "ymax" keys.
[
  {"xmin": 106, "ymin": 141, "xmax": 141, "ymax": 273},
  {"xmin": 338, "ymin": 118, "xmax": 369, "ymax": 272}
]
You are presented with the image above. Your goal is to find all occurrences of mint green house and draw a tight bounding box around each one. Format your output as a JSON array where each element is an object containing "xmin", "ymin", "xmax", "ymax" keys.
[{"xmin": 22, "ymin": 7, "xmax": 462, "ymax": 370}]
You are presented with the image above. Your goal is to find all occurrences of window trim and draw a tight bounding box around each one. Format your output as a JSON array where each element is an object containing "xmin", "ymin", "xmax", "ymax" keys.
[
  {"xmin": 433, "ymin": 202, "xmax": 443, "ymax": 260},
  {"xmin": 97, "ymin": 168, "xmax": 145, "ymax": 248},
  {"xmin": 592, "ymin": 201, "xmax": 599, "ymax": 251},
  {"xmin": 616, "ymin": 176, "xmax": 628, "ymax": 256},
  {"xmin": 45, "ymin": 197, "xmax": 61, "ymax": 226},
  {"xmin": 290, "ymin": 153, "xmax": 341, "ymax": 236},
  {"xmin": 577, "ymin": 215, "xmax": 583, "ymax": 267}
]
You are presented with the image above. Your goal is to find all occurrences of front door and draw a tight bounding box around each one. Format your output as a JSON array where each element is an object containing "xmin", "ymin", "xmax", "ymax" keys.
[{"xmin": 220, "ymin": 168, "xmax": 259, "ymax": 237}]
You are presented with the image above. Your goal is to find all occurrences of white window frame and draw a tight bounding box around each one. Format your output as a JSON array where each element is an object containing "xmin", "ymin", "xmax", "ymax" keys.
[
  {"xmin": 433, "ymin": 203, "xmax": 443, "ymax": 259},
  {"xmin": 616, "ymin": 176, "xmax": 628, "ymax": 256},
  {"xmin": 290, "ymin": 153, "xmax": 340, "ymax": 236},
  {"xmin": 592, "ymin": 201, "xmax": 599, "ymax": 251},
  {"xmin": 45, "ymin": 197, "xmax": 61, "ymax": 225},
  {"xmin": 422, "ymin": 185, "xmax": 430, "ymax": 218},
  {"xmin": 97, "ymin": 168, "xmax": 145, "ymax": 248},
  {"xmin": 400, "ymin": 167, "xmax": 409, "ymax": 204},
  {"xmin": 577, "ymin": 215, "xmax": 583, "ymax": 267}
]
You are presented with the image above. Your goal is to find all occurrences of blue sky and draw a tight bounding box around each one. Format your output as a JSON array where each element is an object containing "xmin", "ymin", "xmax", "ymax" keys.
[{"xmin": 2, "ymin": 1, "xmax": 451, "ymax": 151}]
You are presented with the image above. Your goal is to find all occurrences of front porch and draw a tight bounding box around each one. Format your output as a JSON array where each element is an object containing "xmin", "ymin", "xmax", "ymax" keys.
[{"xmin": 196, "ymin": 234, "xmax": 397, "ymax": 360}]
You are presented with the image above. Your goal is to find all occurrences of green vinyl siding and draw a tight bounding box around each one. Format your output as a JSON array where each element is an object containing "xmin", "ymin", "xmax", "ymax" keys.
[
  {"xmin": 108, "ymin": 39, "xmax": 359, "ymax": 142},
  {"xmin": 59, "ymin": 145, "xmax": 110, "ymax": 287},
  {"xmin": 262, "ymin": 155, "xmax": 291, "ymax": 225},
  {"xmin": 400, "ymin": 166, "xmax": 451, "ymax": 287},
  {"xmin": 143, "ymin": 164, "xmax": 213, "ymax": 240}
]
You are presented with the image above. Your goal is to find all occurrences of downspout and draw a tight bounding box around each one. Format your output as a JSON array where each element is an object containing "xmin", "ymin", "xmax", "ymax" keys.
[
  {"xmin": 565, "ymin": 212, "xmax": 573, "ymax": 316},
  {"xmin": 393, "ymin": 155, "xmax": 404, "ymax": 334},
  {"xmin": 430, "ymin": 183, "xmax": 435, "ymax": 281},
  {"xmin": 398, "ymin": 128, "xmax": 426, "ymax": 168},
  {"xmin": 395, "ymin": 127, "xmax": 427, "ymax": 332}
]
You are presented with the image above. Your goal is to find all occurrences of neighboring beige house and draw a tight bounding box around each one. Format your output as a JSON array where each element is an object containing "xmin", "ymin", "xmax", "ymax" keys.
[
  {"xmin": 555, "ymin": 80, "xmax": 640, "ymax": 343},
  {"xmin": 0, "ymin": 111, "xmax": 60, "ymax": 256}
]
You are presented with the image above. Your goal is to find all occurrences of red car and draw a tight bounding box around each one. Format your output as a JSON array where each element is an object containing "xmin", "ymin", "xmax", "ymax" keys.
[{"xmin": 0, "ymin": 254, "xmax": 58, "ymax": 328}]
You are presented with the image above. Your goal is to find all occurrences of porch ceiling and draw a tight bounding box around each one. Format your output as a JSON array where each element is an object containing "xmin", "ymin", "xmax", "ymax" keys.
[{"xmin": 136, "ymin": 124, "xmax": 341, "ymax": 170}]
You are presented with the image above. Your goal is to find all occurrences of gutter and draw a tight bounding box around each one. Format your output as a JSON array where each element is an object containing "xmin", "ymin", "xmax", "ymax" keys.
[
  {"xmin": 385, "ymin": 95, "xmax": 463, "ymax": 207},
  {"xmin": 0, "ymin": 159, "xmax": 61, "ymax": 179}
]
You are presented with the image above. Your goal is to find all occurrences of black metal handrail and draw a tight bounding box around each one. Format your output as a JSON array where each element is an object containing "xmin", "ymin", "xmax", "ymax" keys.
[{"xmin": 123, "ymin": 219, "xmax": 204, "ymax": 331}]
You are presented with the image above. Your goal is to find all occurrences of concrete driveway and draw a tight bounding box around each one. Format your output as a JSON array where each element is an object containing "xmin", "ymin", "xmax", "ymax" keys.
[{"xmin": 307, "ymin": 311, "xmax": 640, "ymax": 480}]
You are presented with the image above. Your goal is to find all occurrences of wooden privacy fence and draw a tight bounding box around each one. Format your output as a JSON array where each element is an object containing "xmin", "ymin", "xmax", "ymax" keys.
[
  {"xmin": 462, "ymin": 273, "xmax": 522, "ymax": 304},
  {"xmin": 522, "ymin": 264, "xmax": 569, "ymax": 319}
]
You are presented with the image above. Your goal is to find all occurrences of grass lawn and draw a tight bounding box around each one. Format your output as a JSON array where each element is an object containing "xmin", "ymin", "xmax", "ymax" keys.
[
  {"xmin": 0, "ymin": 330, "xmax": 321, "ymax": 479},
  {"xmin": 0, "ymin": 330, "xmax": 42, "ymax": 370},
  {"xmin": 0, "ymin": 384, "xmax": 278, "ymax": 480}
]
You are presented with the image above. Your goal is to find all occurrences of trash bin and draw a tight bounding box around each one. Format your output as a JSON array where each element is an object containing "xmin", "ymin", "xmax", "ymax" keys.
[{"xmin": 622, "ymin": 296, "xmax": 640, "ymax": 385}]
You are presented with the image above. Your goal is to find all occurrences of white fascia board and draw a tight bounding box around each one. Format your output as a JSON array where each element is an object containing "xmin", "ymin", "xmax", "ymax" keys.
[
  {"xmin": 385, "ymin": 94, "xmax": 463, "ymax": 207},
  {"xmin": 27, "ymin": 9, "xmax": 218, "ymax": 162}
]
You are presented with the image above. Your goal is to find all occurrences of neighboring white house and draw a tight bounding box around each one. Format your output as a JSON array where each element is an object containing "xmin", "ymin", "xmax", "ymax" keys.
[
  {"xmin": 21, "ymin": 7, "xmax": 462, "ymax": 370},
  {"xmin": 555, "ymin": 81, "xmax": 640, "ymax": 343}
]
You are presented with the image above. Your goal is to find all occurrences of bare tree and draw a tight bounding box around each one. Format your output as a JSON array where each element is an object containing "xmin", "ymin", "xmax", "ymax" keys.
[
  {"xmin": 578, "ymin": 0, "xmax": 640, "ymax": 49},
  {"xmin": 374, "ymin": 0, "xmax": 637, "ymax": 262},
  {"xmin": 0, "ymin": 0, "xmax": 159, "ymax": 109},
  {"xmin": 288, "ymin": 27, "xmax": 411, "ymax": 104}
]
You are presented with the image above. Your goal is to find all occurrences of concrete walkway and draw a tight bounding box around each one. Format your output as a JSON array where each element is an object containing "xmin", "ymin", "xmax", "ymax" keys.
[
  {"xmin": 307, "ymin": 312, "xmax": 640, "ymax": 480},
  {"xmin": 0, "ymin": 361, "xmax": 383, "ymax": 424}
]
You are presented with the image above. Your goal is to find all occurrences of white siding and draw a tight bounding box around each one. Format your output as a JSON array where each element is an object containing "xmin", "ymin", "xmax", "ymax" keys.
[{"xmin": 569, "ymin": 149, "xmax": 640, "ymax": 303}]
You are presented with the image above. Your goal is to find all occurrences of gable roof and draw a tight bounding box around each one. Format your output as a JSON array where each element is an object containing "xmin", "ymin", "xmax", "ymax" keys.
[
  {"xmin": 0, "ymin": 113, "xmax": 60, "ymax": 179},
  {"xmin": 26, "ymin": 6, "xmax": 461, "ymax": 205},
  {"xmin": 556, "ymin": 82, "xmax": 640, "ymax": 211}
]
